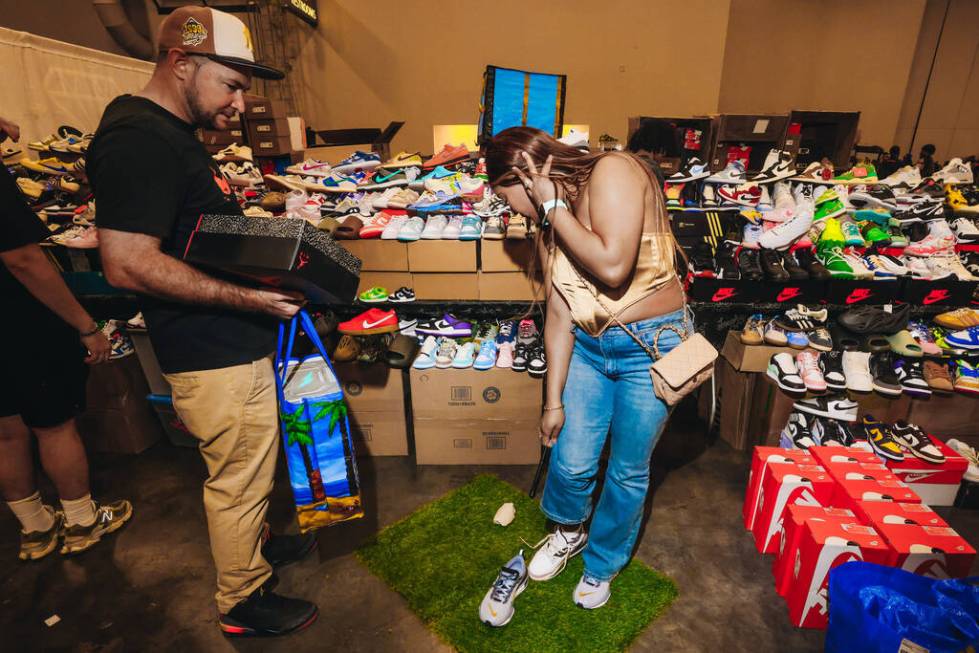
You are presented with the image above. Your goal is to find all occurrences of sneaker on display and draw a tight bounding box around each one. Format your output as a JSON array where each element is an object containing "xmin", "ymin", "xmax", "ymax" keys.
[
  {"xmin": 705, "ymin": 160, "xmax": 746, "ymax": 184},
  {"xmin": 527, "ymin": 346, "xmax": 547, "ymax": 378},
  {"xmin": 796, "ymin": 351, "xmax": 827, "ymax": 393},
  {"xmin": 869, "ymin": 351, "xmax": 902, "ymax": 396},
  {"xmin": 890, "ymin": 422, "xmax": 945, "ymax": 464},
  {"xmin": 849, "ymin": 184, "xmax": 898, "ymax": 210},
  {"xmin": 573, "ymin": 574, "xmax": 612, "ymax": 610},
  {"xmin": 782, "ymin": 411, "xmax": 819, "ymax": 449},
  {"xmin": 750, "ymin": 149, "xmax": 795, "ymax": 184},
  {"xmin": 473, "ymin": 340, "xmax": 499, "ymax": 371},
  {"xmin": 479, "ymin": 550, "xmax": 529, "ymax": 627},
  {"xmin": 717, "ymin": 183, "xmax": 762, "ymax": 206},
  {"xmin": 740, "ymin": 313, "xmax": 766, "ymax": 345},
  {"xmin": 667, "ymin": 157, "xmax": 711, "ymax": 183},
  {"xmin": 689, "ymin": 242, "xmax": 716, "ymax": 278},
  {"xmin": 794, "ymin": 247, "xmax": 831, "ymax": 280},
  {"xmin": 496, "ymin": 341, "xmax": 515, "ymax": 369},
  {"xmin": 558, "ymin": 129, "xmax": 590, "ymax": 149},
  {"xmin": 842, "ymin": 351, "xmax": 873, "ymax": 393},
  {"xmin": 528, "ymin": 525, "xmax": 588, "ymax": 581},
  {"xmin": 763, "ymin": 321, "xmax": 789, "ymax": 346},
  {"xmin": 880, "ymin": 165, "xmax": 922, "ymax": 190},
  {"xmin": 517, "ymin": 319, "xmax": 539, "ymax": 345},
  {"xmin": 758, "ymin": 185, "xmax": 773, "ymax": 210},
  {"xmin": 397, "ymin": 216, "xmax": 425, "ymax": 242},
  {"xmin": 791, "ymin": 161, "xmax": 834, "ymax": 184},
  {"xmin": 945, "ymin": 326, "xmax": 979, "ymax": 350},
  {"xmin": 416, "ymin": 313, "xmax": 472, "ymax": 337},
  {"xmin": 793, "ymin": 395, "xmax": 859, "ymax": 422},
  {"xmin": 758, "ymin": 203, "xmax": 814, "ymax": 250},
  {"xmin": 702, "ymin": 185, "xmax": 717, "ymax": 207},
  {"xmin": 934, "ymin": 308, "xmax": 979, "ymax": 330},
  {"xmin": 945, "ymin": 439, "xmax": 979, "ymax": 482},
  {"xmin": 781, "ymin": 250, "xmax": 810, "ymax": 281},
  {"xmin": 767, "ymin": 352, "xmax": 806, "ymax": 393},
  {"xmin": 760, "ymin": 249, "xmax": 790, "ymax": 281},
  {"xmin": 841, "ymin": 249, "xmax": 874, "ymax": 279},
  {"xmin": 954, "ymin": 360, "xmax": 979, "ymax": 395},
  {"xmin": 813, "ymin": 417, "xmax": 852, "ymax": 447},
  {"xmin": 894, "ymin": 358, "xmax": 932, "ymax": 398},
  {"xmin": 420, "ymin": 214, "xmax": 448, "ymax": 239},
  {"xmin": 860, "ymin": 415, "xmax": 905, "ymax": 462},
  {"xmin": 951, "ymin": 217, "xmax": 979, "ymax": 243},
  {"xmin": 441, "ymin": 215, "xmax": 464, "ymax": 239},
  {"xmin": 451, "ymin": 341, "xmax": 477, "ymax": 368},
  {"xmin": 924, "ymin": 256, "xmax": 961, "ymax": 280},
  {"xmin": 714, "ymin": 240, "xmax": 741, "ymax": 279},
  {"xmin": 820, "ymin": 351, "xmax": 847, "ymax": 393}
]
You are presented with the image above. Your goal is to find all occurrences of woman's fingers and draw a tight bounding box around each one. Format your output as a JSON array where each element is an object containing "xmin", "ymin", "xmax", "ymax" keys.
[
  {"xmin": 541, "ymin": 154, "xmax": 553, "ymax": 176},
  {"xmin": 520, "ymin": 150, "xmax": 538, "ymax": 174},
  {"xmin": 511, "ymin": 165, "xmax": 533, "ymax": 189}
]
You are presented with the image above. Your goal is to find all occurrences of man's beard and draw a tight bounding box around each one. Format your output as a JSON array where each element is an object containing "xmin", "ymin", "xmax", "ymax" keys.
[{"xmin": 185, "ymin": 82, "xmax": 220, "ymax": 129}]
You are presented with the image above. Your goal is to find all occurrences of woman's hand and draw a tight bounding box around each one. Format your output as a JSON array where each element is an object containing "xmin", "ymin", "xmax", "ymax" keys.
[
  {"xmin": 539, "ymin": 407, "xmax": 565, "ymax": 448},
  {"xmin": 512, "ymin": 152, "xmax": 564, "ymax": 208}
]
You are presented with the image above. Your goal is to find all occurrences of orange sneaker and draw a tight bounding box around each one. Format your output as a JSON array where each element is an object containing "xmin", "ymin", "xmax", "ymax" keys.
[{"xmin": 423, "ymin": 144, "xmax": 471, "ymax": 169}]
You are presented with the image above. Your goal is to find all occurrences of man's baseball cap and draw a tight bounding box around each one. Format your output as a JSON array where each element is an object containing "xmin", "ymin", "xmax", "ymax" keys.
[{"xmin": 157, "ymin": 5, "xmax": 284, "ymax": 80}]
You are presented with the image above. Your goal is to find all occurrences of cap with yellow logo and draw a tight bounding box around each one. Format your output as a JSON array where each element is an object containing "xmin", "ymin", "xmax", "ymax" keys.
[{"xmin": 156, "ymin": 5, "xmax": 284, "ymax": 80}]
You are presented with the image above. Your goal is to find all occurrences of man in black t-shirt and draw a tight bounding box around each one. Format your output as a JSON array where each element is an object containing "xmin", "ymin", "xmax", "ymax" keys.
[
  {"xmin": 0, "ymin": 116, "xmax": 132, "ymax": 561},
  {"xmin": 91, "ymin": 6, "xmax": 316, "ymax": 638}
]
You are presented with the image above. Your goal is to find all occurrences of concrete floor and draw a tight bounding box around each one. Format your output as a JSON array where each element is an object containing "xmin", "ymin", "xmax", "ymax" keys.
[{"xmin": 3, "ymin": 405, "xmax": 978, "ymax": 652}]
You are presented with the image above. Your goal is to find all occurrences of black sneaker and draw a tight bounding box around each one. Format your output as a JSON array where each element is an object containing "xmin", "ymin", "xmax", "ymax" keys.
[
  {"xmin": 890, "ymin": 421, "xmax": 946, "ymax": 464},
  {"xmin": 689, "ymin": 241, "xmax": 716, "ymax": 278},
  {"xmin": 219, "ymin": 586, "xmax": 318, "ymax": 638},
  {"xmin": 794, "ymin": 247, "xmax": 831, "ymax": 280},
  {"xmin": 961, "ymin": 251, "xmax": 979, "ymax": 278},
  {"xmin": 781, "ymin": 411, "xmax": 817, "ymax": 449},
  {"xmin": 739, "ymin": 249, "xmax": 764, "ymax": 281},
  {"xmin": 849, "ymin": 184, "xmax": 897, "ymax": 210},
  {"xmin": 782, "ymin": 250, "xmax": 809, "ymax": 280},
  {"xmin": 815, "ymin": 417, "xmax": 855, "ymax": 447},
  {"xmin": 527, "ymin": 345, "xmax": 547, "ymax": 378},
  {"xmin": 261, "ymin": 526, "xmax": 317, "ymax": 569},
  {"xmin": 869, "ymin": 351, "xmax": 902, "ymax": 396},
  {"xmin": 820, "ymin": 351, "xmax": 847, "ymax": 392},
  {"xmin": 512, "ymin": 343, "xmax": 530, "ymax": 372},
  {"xmin": 714, "ymin": 240, "xmax": 741, "ymax": 279},
  {"xmin": 909, "ymin": 199, "xmax": 946, "ymax": 222},
  {"xmin": 893, "ymin": 358, "xmax": 931, "ymax": 398},
  {"xmin": 910, "ymin": 179, "xmax": 946, "ymax": 201},
  {"xmin": 760, "ymin": 249, "xmax": 789, "ymax": 281},
  {"xmin": 808, "ymin": 327, "xmax": 834, "ymax": 352}
]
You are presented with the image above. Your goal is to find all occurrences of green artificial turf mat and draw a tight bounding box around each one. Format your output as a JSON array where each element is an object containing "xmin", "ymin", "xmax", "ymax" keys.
[{"xmin": 356, "ymin": 474, "xmax": 678, "ymax": 653}]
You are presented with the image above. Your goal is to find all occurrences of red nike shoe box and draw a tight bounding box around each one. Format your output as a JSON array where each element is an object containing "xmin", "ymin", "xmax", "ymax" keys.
[
  {"xmin": 856, "ymin": 501, "xmax": 949, "ymax": 529},
  {"xmin": 773, "ymin": 505, "xmax": 860, "ymax": 598},
  {"xmin": 809, "ymin": 446, "xmax": 881, "ymax": 468},
  {"xmin": 875, "ymin": 523, "xmax": 976, "ymax": 579},
  {"xmin": 824, "ymin": 461, "xmax": 900, "ymax": 486},
  {"xmin": 786, "ymin": 520, "xmax": 891, "ymax": 629},
  {"xmin": 752, "ymin": 464, "xmax": 836, "ymax": 554},
  {"xmin": 883, "ymin": 438, "xmax": 967, "ymax": 506},
  {"xmin": 744, "ymin": 447, "xmax": 816, "ymax": 530},
  {"xmin": 836, "ymin": 478, "xmax": 921, "ymax": 513}
]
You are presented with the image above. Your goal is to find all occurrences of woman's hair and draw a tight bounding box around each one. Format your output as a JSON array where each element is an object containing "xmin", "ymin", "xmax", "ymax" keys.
[{"xmin": 626, "ymin": 119, "xmax": 681, "ymax": 158}]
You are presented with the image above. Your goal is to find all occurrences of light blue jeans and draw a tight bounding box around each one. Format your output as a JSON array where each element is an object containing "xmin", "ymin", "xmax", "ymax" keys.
[{"xmin": 540, "ymin": 308, "xmax": 692, "ymax": 581}]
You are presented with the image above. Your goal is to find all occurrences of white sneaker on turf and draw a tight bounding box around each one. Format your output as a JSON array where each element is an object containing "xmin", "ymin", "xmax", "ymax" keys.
[
  {"xmin": 528, "ymin": 525, "xmax": 588, "ymax": 581},
  {"xmin": 479, "ymin": 550, "xmax": 529, "ymax": 627},
  {"xmin": 573, "ymin": 574, "xmax": 611, "ymax": 610}
]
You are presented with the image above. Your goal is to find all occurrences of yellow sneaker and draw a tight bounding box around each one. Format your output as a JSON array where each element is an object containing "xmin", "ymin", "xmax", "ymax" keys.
[
  {"xmin": 947, "ymin": 184, "xmax": 968, "ymax": 211},
  {"xmin": 934, "ymin": 308, "xmax": 979, "ymax": 330},
  {"xmin": 16, "ymin": 177, "xmax": 46, "ymax": 199},
  {"xmin": 379, "ymin": 151, "xmax": 422, "ymax": 169},
  {"xmin": 19, "ymin": 157, "xmax": 70, "ymax": 175},
  {"xmin": 60, "ymin": 500, "xmax": 133, "ymax": 555},
  {"xmin": 19, "ymin": 510, "xmax": 63, "ymax": 561}
]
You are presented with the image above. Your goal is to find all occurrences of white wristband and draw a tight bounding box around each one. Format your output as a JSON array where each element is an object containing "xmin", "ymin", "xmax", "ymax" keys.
[{"xmin": 541, "ymin": 199, "xmax": 568, "ymax": 215}]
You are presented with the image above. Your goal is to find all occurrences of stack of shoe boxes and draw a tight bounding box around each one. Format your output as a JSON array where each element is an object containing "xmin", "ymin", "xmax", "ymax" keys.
[
  {"xmin": 333, "ymin": 362, "xmax": 408, "ymax": 456},
  {"xmin": 407, "ymin": 241, "xmax": 479, "ymax": 300},
  {"xmin": 478, "ymin": 240, "xmax": 545, "ymax": 301},
  {"xmin": 245, "ymin": 94, "xmax": 291, "ymax": 156},
  {"xmin": 198, "ymin": 111, "xmax": 245, "ymax": 155},
  {"xmin": 343, "ymin": 240, "xmax": 412, "ymax": 298}
]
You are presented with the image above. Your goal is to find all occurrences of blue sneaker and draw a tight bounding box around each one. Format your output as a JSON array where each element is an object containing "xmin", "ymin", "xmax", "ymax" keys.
[
  {"xmin": 496, "ymin": 320, "xmax": 516, "ymax": 344},
  {"xmin": 451, "ymin": 341, "xmax": 477, "ymax": 368},
  {"xmin": 474, "ymin": 340, "xmax": 498, "ymax": 371},
  {"xmin": 410, "ymin": 189, "xmax": 460, "ymax": 212},
  {"xmin": 786, "ymin": 330, "xmax": 810, "ymax": 349},
  {"xmin": 946, "ymin": 326, "xmax": 979, "ymax": 350},
  {"xmin": 953, "ymin": 360, "xmax": 979, "ymax": 395},
  {"xmin": 333, "ymin": 150, "xmax": 381, "ymax": 174},
  {"xmin": 412, "ymin": 336, "xmax": 439, "ymax": 370},
  {"xmin": 309, "ymin": 172, "xmax": 358, "ymax": 193},
  {"xmin": 411, "ymin": 165, "xmax": 456, "ymax": 189},
  {"xmin": 458, "ymin": 215, "xmax": 483, "ymax": 241}
]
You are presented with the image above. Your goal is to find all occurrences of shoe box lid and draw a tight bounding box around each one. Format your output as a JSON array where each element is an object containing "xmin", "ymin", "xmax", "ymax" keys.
[
  {"xmin": 752, "ymin": 464, "xmax": 836, "ymax": 554},
  {"xmin": 856, "ymin": 501, "xmax": 949, "ymax": 529},
  {"xmin": 875, "ymin": 522, "xmax": 976, "ymax": 578},
  {"xmin": 824, "ymin": 460, "xmax": 899, "ymax": 485},
  {"xmin": 744, "ymin": 447, "xmax": 817, "ymax": 530},
  {"xmin": 884, "ymin": 437, "xmax": 968, "ymax": 480},
  {"xmin": 836, "ymin": 477, "xmax": 921, "ymax": 508},
  {"xmin": 810, "ymin": 446, "xmax": 881, "ymax": 468}
]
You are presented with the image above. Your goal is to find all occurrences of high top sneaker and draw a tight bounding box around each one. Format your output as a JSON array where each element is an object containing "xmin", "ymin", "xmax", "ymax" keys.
[{"xmin": 751, "ymin": 149, "xmax": 795, "ymax": 184}]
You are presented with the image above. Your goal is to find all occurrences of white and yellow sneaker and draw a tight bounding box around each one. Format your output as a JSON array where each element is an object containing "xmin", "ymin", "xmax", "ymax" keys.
[
  {"xmin": 479, "ymin": 551, "xmax": 528, "ymax": 627},
  {"xmin": 573, "ymin": 574, "xmax": 612, "ymax": 610},
  {"xmin": 527, "ymin": 525, "xmax": 587, "ymax": 581}
]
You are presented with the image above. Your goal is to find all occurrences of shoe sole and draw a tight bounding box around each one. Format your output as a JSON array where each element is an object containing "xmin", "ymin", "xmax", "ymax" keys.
[
  {"xmin": 891, "ymin": 436, "xmax": 945, "ymax": 465},
  {"xmin": 221, "ymin": 607, "xmax": 319, "ymax": 638},
  {"xmin": 358, "ymin": 297, "xmax": 388, "ymax": 304},
  {"xmin": 61, "ymin": 505, "xmax": 133, "ymax": 555},
  {"xmin": 338, "ymin": 325, "xmax": 399, "ymax": 336},
  {"xmin": 867, "ymin": 436, "xmax": 904, "ymax": 462},
  {"xmin": 808, "ymin": 342, "xmax": 833, "ymax": 352},
  {"xmin": 528, "ymin": 536, "xmax": 588, "ymax": 582},
  {"xmin": 873, "ymin": 382, "xmax": 903, "ymax": 397},
  {"xmin": 793, "ymin": 403, "xmax": 857, "ymax": 421},
  {"xmin": 528, "ymin": 367, "xmax": 547, "ymax": 378},
  {"xmin": 20, "ymin": 537, "xmax": 59, "ymax": 561},
  {"xmin": 766, "ymin": 368, "xmax": 806, "ymax": 393},
  {"xmin": 575, "ymin": 592, "xmax": 611, "ymax": 610}
]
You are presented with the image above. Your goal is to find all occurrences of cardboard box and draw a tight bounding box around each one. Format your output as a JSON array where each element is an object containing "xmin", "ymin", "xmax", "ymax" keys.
[
  {"xmin": 86, "ymin": 354, "xmax": 152, "ymax": 410},
  {"xmin": 718, "ymin": 357, "xmax": 760, "ymax": 450},
  {"xmin": 78, "ymin": 403, "xmax": 163, "ymax": 454},
  {"xmin": 855, "ymin": 501, "xmax": 949, "ymax": 529},
  {"xmin": 774, "ymin": 505, "xmax": 860, "ymax": 598},
  {"xmin": 248, "ymin": 117, "xmax": 290, "ymax": 137},
  {"xmin": 752, "ymin": 463, "xmax": 836, "ymax": 554},
  {"xmin": 480, "ymin": 239, "xmax": 539, "ymax": 272},
  {"xmin": 358, "ymin": 272, "xmax": 412, "ymax": 295},
  {"xmin": 744, "ymin": 447, "xmax": 815, "ymax": 530},
  {"xmin": 876, "ymin": 523, "xmax": 976, "ymax": 578},
  {"xmin": 720, "ymin": 330, "xmax": 801, "ymax": 373},
  {"xmin": 835, "ymin": 478, "xmax": 921, "ymax": 513},
  {"xmin": 412, "ymin": 273, "xmax": 479, "ymax": 300},
  {"xmin": 786, "ymin": 520, "xmax": 891, "ymax": 629},
  {"xmin": 340, "ymin": 241, "xmax": 409, "ymax": 272},
  {"xmin": 200, "ymin": 128, "xmax": 244, "ymax": 146},
  {"xmin": 252, "ymin": 135, "xmax": 292, "ymax": 156},
  {"xmin": 907, "ymin": 391, "xmax": 979, "ymax": 437},
  {"xmin": 333, "ymin": 363, "xmax": 408, "ymax": 456},
  {"xmin": 883, "ymin": 437, "xmax": 968, "ymax": 506},
  {"xmin": 410, "ymin": 368, "xmax": 541, "ymax": 464},
  {"xmin": 478, "ymin": 271, "xmax": 545, "ymax": 301},
  {"xmin": 408, "ymin": 241, "xmax": 477, "ymax": 272},
  {"xmin": 244, "ymin": 94, "xmax": 287, "ymax": 118}
]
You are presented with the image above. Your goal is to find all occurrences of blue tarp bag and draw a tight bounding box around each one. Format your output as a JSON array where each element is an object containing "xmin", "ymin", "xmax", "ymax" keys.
[
  {"xmin": 478, "ymin": 65, "xmax": 567, "ymax": 143},
  {"xmin": 826, "ymin": 561, "xmax": 979, "ymax": 653}
]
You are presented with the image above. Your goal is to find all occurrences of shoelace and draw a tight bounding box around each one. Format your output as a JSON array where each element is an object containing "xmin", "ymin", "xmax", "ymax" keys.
[{"xmin": 490, "ymin": 567, "xmax": 520, "ymax": 602}]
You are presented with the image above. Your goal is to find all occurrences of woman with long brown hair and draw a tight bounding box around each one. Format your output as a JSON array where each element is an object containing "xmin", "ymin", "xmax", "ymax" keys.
[{"xmin": 484, "ymin": 126, "xmax": 692, "ymax": 609}]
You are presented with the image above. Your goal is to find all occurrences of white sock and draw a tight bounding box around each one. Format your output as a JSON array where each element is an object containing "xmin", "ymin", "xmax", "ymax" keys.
[
  {"xmin": 7, "ymin": 491, "xmax": 56, "ymax": 533},
  {"xmin": 61, "ymin": 494, "xmax": 96, "ymax": 527}
]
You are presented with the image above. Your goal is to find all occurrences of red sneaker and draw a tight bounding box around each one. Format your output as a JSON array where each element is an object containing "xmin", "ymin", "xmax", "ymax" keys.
[
  {"xmin": 338, "ymin": 308, "xmax": 398, "ymax": 335},
  {"xmin": 423, "ymin": 144, "xmax": 471, "ymax": 169}
]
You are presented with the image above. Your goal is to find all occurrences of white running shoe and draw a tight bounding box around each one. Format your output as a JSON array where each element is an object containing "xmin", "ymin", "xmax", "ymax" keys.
[
  {"xmin": 527, "ymin": 525, "xmax": 588, "ymax": 581},
  {"xmin": 880, "ymin": 165, "xmax": 922, "ymax": 190},
  {"xmin": 573, "ymin": 574, "xmax": 612, "ymax": 610},
  {"xmin": 946, "ymin": 439, "xmax": 979, "ymax": 482},
  {"xmin": 933, "ymin": 157, "xmax": 973, "ymax": 185},
  {"xmin": 705, "ymin": 160, "xmax": 746, "ymax": 184},
  {"xmin": 951, "ymin": 217, "xmax": 979, "ymax": 244},
  {"xmin": 479, "ymin": 550, "xmax": 529, "ymax": 627},
  {"xmin": 758, "ymin": 201, "xmax": 813, "ymax": 249}
]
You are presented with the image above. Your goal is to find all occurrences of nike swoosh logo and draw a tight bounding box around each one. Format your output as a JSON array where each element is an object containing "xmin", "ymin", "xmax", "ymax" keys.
[
  {"xmin": 489, "ymin": 608, "xmax": 497, "ymax": 617},
  {"xmin": 362, "ymin": 317, "xmax": 392, "ymax": 328},
  {"xmin": 578, "ymin": 591, "xmax": 595, "ymax": 597}
]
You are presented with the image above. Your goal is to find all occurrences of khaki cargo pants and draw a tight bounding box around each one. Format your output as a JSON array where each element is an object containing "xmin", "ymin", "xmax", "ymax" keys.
[{"xmin": 164, "ymin": 356, "xmax": 279, "ymax": 614}]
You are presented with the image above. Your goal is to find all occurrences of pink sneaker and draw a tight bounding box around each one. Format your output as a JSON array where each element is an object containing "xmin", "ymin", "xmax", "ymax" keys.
[
  {"xmin": 905, "ymin": 234, "xmax": 955, "ymax": 256},
  {"xmin": 496, "ymin": 341, "xmax": 514, "ymax": 369},
  {"xmin": 796, "ymin": 351, "xmax": 827, "ymax": 393}
]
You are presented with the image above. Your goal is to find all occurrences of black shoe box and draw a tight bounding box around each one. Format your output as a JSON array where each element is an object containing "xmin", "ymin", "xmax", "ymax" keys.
[
  {"xmin": 688, "ymin": 277, "xmax": 759, "ymax": 303},
  {"xmin": 900, "ymin": 278, "xmax": 978, "ymax": 307},
  {"xmin": 670, "ymin": 208, "xmax": 742, "ymax": 239},
  {"xmin": 954, "ymin": 479, "xmax": 979, "ymax": 510},
  {"xmin": 754, "ymin": 280, "xmax": 828, "ymax": 305},
  {"xmin": 824, "ymin": 279, "xmax": 900, "ymax": 305}
]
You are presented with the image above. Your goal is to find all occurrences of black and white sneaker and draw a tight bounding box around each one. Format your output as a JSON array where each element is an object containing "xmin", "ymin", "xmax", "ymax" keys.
[
  {"xmin": 782, "ymin": 411, "xmax": 818, "ymax": 449},
  {"xmin": 689, "ymin": 241, "xmax": 716, "ymax": 278},
  {"xmin": 667, "ymin": 157, "xmax": 711, "ymax": 183},
  {"xmin": 793, "ymin": 395, "xmax": 859, "ymax": 421},
  {"xmin": 848, "ymin": 185, "xmax": 898, "ymax": 210},
  {"xmin": 909, "ymin": 199, "xmax": 945, "ymax": 222},
  {"xmin": 870, "ymin": 351, "xmax": 902, "ymax": 396},
  {"xmin": 820, "ymin": 351, "xmax": 847, "ymax": 392},
  {"xmin": 813, "ymin": 417, "xmax": 853, "ymax": 447},
  {"xmin": 750, "ymin": 149, "xmax": 795, "ymax": 184},
  {"xmin": 512, "ymin": 343, "xmax": 530, "ymax": 372},
  {"xmin": 527, "ymin": 346, "xmax": 547, "ymax": 378},
  {"xmin": 767, "ymin": 352, "xmax": 806, "ymax": 392},
  {"xmin": 893, "ymin": 358, "xmax": 931, "ymax": 398},
  {"xmin": 387, "ymin": 286, "xmax": 416, "ymax": 303},
  {"xmin": 714, "ymin": 240, "xmax": 741, "ymax": 279},
  {"xmin": 889, "ymin": 421, "xmax": 946, "ymax": 464}
]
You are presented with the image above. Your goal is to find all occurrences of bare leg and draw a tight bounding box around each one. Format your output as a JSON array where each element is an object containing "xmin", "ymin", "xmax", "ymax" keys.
[
  {"xmin": 0, "ymin": 415, "xmax": 36, "ymax": 501},
  {"xmin": 34, "ymin": 419, "xmax": 90, "ymax": 501}
]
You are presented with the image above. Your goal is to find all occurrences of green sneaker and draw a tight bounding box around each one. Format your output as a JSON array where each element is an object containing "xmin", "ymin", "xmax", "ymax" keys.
[
  {"xmin": 358, "ymin": 286, "xmax": 388, "ymax": 303},
  {"xmin": 840, "ymin": 220, "xmax": 865, "ymax": 246},
  {"xmin": 854, "ymin": 208, "xmax": 891, "ymax": 225},
  {"xmin": 818, "ymin": 217, "xmax": 846, "ymax": 250},
  {"xmin": 888, "ymin": 226, "xmax": 908, "ymax": 248},
  {"xmin": 814, "ymin": 188, "xmax": 839, "ymax": 206},
  {"xmin": 860, "ymin": 221, "xmax": 891, "ymax": 245},
  {"xmin": 832, "ymin": 162, "xmax": 878, "ymax": 184},
  {"xmin": 817, "ymin": 246, "xmax": 855, "ymax": 279},
  {"xmin": 61, "ymin": 500, "xmax": 132, "ymax": 556},
  {"xmin": 814, "ymin": 198, "xmax": 846, "ymax": 221},
  {"xmin": 19, "ymin": 509, "xmax": 63, "ymax": 561}
]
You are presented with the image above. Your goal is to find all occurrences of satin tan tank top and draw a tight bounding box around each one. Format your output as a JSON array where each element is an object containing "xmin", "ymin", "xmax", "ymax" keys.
[{"xmin": 550, "ymin": 231, "xmax": 678, "ymax": 336}]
